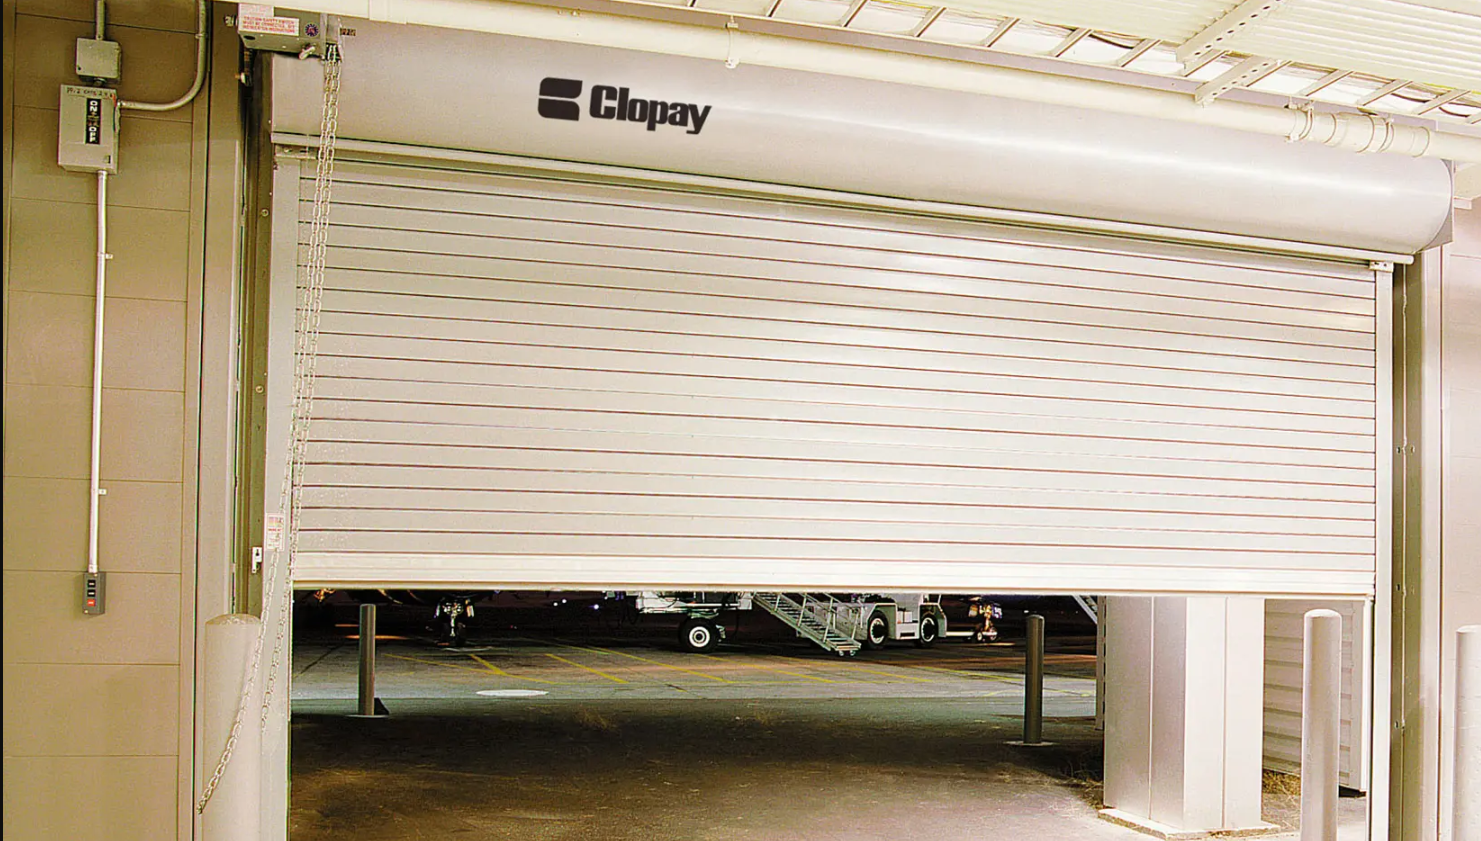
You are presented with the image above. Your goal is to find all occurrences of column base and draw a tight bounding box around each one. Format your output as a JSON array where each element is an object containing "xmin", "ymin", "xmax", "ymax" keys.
[{"xmin": 1097, "ymin": 808, "xmax": 1281, "ymax": 840}]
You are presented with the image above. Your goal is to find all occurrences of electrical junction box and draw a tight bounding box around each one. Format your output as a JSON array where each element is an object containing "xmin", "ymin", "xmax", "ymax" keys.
[
  {"xmin": 82, "ymin": 572, "xmax": 107, "ymax": 615},
  {"xmin": 235, "ymin": 4, "xmax": 336, "ymax": 56},
  {"xmin": 76, "ymin": 37, "xmax": 121, "ymax": 80},
  {"xmin": 58, "ymin": 85, "xmax": 118, "ymax": 173}
]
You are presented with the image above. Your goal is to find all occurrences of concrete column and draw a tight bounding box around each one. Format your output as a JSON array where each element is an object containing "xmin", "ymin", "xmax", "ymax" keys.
[
  {"xmin": 202, "ymin": 614, "xmax": 262, "ymax": 841},
  {"xmin": 1102, "ymin": 596, "xmax": 1272, "ymax": 838}
]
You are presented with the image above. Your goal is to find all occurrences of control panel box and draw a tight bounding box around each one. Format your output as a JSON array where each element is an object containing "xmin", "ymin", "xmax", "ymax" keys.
[
  {"xmin": 58, "ymin": 85, "xmax": 118, "ymax": 173},
  {"xmin": 82, "ymin": 572, "xmax": 107, "ymax": 615}
]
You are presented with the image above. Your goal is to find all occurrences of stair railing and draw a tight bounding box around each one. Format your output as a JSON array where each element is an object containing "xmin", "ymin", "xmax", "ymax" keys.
[{"xmin": 798, "ymin": 593, "xmax": 864, "ymax": 643}]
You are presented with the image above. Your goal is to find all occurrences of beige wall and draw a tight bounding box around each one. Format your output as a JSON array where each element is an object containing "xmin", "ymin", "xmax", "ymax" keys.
[
  {"xmin": 1440, "ymin": 205, "xmax": 1481, "ymax": 839},
  {"xmin": 3, "ymin": 2, "xmax": 216, "ymax": 839}
]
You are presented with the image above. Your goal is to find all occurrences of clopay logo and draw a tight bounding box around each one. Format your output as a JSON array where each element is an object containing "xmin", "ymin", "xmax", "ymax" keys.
[{"xmin": 538, "ymin": 77, "xmax": 713, "ymax": 135}]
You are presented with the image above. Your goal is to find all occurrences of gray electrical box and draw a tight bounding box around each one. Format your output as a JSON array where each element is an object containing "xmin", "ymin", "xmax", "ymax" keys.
[
  {"xmin": 235, "ymin": 5, "xmax": 336, "ymax": 56},
  {"xmin": 82, "ymin": 572, "xmax": 107, "ymax": 615},
  {"xmin": 76, "ymin": 37, "xmax": 121, "ymax": 80},
  {"xmin": 58, "ymin": 85, "xmax": 118, "ymax": 173}
]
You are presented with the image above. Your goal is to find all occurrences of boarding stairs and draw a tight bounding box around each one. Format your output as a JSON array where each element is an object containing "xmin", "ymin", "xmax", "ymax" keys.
[
  {"xmin": 1071, "ymin": 595, "xmax": 1098, "ymax": 625},
  {"xmin": 753, "ymin": 592, "xmax": 863, "ymax": 656}
]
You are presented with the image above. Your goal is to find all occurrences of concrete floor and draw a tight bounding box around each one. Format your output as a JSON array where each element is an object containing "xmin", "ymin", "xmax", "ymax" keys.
[{"xmin": 289, "ymin": 623, "xmax": 1367, "ymax": 841}]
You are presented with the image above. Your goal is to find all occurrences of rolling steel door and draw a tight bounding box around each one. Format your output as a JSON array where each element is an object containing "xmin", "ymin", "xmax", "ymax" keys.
[{"xmin": 280, "ymin": 157, "xmax": 1383, "ymax": 595}]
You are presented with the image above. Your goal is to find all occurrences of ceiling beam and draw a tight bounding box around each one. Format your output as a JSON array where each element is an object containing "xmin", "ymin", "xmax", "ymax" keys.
[
  {"xmin": 1414, "ymin": 89, "xmax": 1468, "ymax": 116},
  {"xmin": 1116, "ymin": 38, "xmax": 1160, "ymax": 68},
  {"xmin": 1176, "ymin": 0, "xmax": 1289, "ymax": 64},
  {"xmin": 1194, "ymin": 56, "xmax": 1284, "ymax": 105},
  {"xmin": 981, "ymin": 16, "xmax": 1018, "ymax": 49},
  {"xmin": 911, "ymin": 7, "xmax": 945, "ymax": 38},
  {"xmin": 1357, "ymin": 78, "xmax": 1410, "ymax": 108},
  {"xmin": 1049, "ymin": 27, "xmax": 1092, "ymax": 58}
]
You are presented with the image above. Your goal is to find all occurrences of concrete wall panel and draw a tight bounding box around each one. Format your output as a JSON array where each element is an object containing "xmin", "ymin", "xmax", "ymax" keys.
[
  {"xmin": 5, "ymin": 289, "xmax": 93, "ymax": 386},
  {"xmin": 9, "ymin": 198, "xmax": 190, "ymax": 300},
  {"xmin": 1, "ymin": 6, "xmax": 211, "ymax": 836},
  {"xmin": 2, "ymin": 571, "xmax": 180, "ymax": 664},
  {"xmin": 4, "ymin": 477, "xmax": 183, "ymax": 573},
  {"xmin": 3, "ymin": 383, "xmax": 93, "ymax": 478},
  {"xmin": 2, "ymin": 756, "xmax": 178, "ymax": 841},
  {"xmin": 17, "ymin": 0, "xmax": 200, "ymax": 32},
  {"xmin": 3, "ymin": 663, "xmax": 179, "ymax": 755}
]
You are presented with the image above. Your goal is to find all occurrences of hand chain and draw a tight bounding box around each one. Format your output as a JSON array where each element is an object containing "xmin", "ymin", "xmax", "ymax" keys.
[{"xmin": 196, "ymin": 40, "xmax": 342, "ymax": 815}]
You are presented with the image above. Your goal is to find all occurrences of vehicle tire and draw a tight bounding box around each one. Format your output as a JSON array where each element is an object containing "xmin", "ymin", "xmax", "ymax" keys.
[
  {"xmin": 679, "ymin": 618, "xmax": 720, "ymax": 653},
  {"xmin": 863, "ymin": 611, "xmax": 889, "ymax": 650},
  {"xmin": 915, "ymin": 615, "xmax": 939, "ymax": 648}
]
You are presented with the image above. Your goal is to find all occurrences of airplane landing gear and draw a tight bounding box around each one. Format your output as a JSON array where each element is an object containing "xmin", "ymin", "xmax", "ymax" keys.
[{"xmin": 434, "ymin": 596, "xmax": 475, "ymax": 647}]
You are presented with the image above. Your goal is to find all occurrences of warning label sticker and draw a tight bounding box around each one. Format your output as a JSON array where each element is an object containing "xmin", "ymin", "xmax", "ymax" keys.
[
  {"xmin": 238, "ymin": 4, "xmax": 299, "ymax": 36},
  {"xmin": 264, "ymin": 513, "xmax": 284, "ymax": 552}
]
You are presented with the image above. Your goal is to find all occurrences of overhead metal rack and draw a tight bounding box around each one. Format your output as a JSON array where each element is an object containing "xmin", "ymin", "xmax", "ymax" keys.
[{"xmin": 612, "ymin": 0, "xmax": 1481, "ymax": 127}]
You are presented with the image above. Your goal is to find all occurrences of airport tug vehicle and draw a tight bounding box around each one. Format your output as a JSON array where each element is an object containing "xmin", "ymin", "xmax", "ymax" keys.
[{"xmin": 634, "ymin": 592, "xmax": 948, "ymax": 655}]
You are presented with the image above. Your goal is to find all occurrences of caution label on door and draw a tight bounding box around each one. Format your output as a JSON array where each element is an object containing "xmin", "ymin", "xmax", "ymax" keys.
[{"xmin": 264, "ymin": 513, "xmax": 284, "ymax": 552}]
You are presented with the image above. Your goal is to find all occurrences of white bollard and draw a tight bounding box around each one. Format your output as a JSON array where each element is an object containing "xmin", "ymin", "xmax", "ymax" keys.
[
  {"xmin": 202, "ymin": 614, "xmax": 262, "ymax": 841},
  {"xmin": 1301, "ymin": 609, "xmax": 1342, "ymax": 841},
  {"xmin": 1457, "ymin": 625, "xmax": 1481, "ymax": 841}
]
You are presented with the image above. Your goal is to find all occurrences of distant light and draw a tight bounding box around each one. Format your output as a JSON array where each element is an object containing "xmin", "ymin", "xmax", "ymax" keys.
[{"xmin": 476, "ymin": 689, "xmax": 548, "ymax": 698}]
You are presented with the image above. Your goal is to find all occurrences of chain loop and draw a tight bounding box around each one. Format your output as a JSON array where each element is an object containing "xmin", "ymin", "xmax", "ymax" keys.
[
  {"xmin": 196, "ymin": 40, "xmax": 342, "ymax": 815},
  {"xmin": 264, "ymin": 39, "xmax": 341, "ymax": 721}
]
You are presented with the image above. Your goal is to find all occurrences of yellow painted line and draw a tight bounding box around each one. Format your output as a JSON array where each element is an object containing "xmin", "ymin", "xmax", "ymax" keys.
[
  {"xmin": 543, "ymin": 652, "xmax": 628, "ymax": 684},
  {"xmin": 384, "ymin": 652, "xmax": 496, "ymax": 676},
  {"xmin": 552, "ymin": 639, "xmax": 730, "ymax": 683},
  {"xmin": 696, "ymin": 654, "xmax": 835, "ymax": 684},
  {"xmin": 468, "ymin": 653, "xmax": 553, "ymax": 684},
  {"xmin": 888, "ymin": 662, "xmax": 1020, "ymax": 684},
  {"xmin": 823, "ymin": 661, "xmax": 933, "ymax": 683}
]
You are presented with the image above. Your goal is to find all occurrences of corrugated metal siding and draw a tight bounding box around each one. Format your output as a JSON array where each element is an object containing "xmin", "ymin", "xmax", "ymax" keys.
[
  {"xmin": 1263, "ymin": 599, "xmax": 1370, "ymax": 790},
  {"xmin": 288, "ymin": 159, "xmax": 1381, "ymax": 592}
]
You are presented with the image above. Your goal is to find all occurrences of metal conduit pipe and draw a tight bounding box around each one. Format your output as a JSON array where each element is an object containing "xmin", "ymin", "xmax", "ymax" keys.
[
  {"xmin": 118, "ymin": 0, "xmax": 208, "ymax": 112},
  {"xmin": 291, "ymin": 0, "xmax": 1481, "ymax": 163},
  {"xmin": 87, "ymin": 170, "xmax": 108, "ymax": 577},
  {"xmin": 86, "ymin": 0, "xmax": 209, "ymax": 583}
]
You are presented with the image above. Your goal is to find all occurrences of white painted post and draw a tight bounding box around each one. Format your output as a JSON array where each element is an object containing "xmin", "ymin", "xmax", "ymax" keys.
[
  {"xmin": 1301, "ymin": 609, "xmax": 1342, "ymax": 841},
  {"xmin": 1457, "ymin": 625, "xmax": 1481, "ymax": 841},
  {"xmin": 202, "ymin": 614, "xmax": 262, "ymax": 841}
]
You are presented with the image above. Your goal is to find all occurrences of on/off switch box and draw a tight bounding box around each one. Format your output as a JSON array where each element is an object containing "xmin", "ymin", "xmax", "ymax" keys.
[
  {"xmin": 58, "ymin": 85, "xmax": 118, "ymax": 173},
  {"xmin": 82, "ymin": 572, "xmax": 107, "ymax": 615}
]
